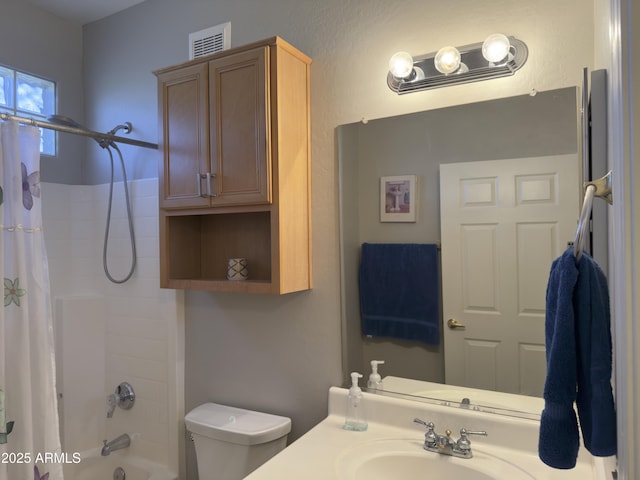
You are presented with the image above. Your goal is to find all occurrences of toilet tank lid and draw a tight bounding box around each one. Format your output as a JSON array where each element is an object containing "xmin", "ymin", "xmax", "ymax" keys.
[{"xmin": 185, "ymin": 403, "xmax": 292, "ymax": 446}]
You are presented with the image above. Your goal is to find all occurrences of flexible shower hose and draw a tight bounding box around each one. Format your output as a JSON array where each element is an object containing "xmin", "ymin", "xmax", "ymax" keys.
[{"xmin": 103, "ymin": 142, "xmax": 137, "ymax": 283}]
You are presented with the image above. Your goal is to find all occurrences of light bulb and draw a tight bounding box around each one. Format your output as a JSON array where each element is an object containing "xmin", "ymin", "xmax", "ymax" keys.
[
  {"xmin": 389, "ymin": 51, "xmax": 414, "ymax": 79},
  {"xmin": 482, "ymin": 33, "xmax": 511, "ymax": 63},
  {"xmin": 434, "ymin": 46, "xmax": 461, "ymax": 75}
]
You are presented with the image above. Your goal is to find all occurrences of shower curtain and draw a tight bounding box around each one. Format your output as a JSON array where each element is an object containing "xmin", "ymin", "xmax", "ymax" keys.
[{"xmin": 0, "ymin": 121, "xmax": 63, "ymax": 480}]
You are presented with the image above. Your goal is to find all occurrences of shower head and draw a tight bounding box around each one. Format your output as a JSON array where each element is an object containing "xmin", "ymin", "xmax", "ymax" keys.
[
  {"xmin": 48, "ymin": 114, "xmax": 107, "ymax": 147},
  {"xmin": 47, "ymin": 114, "xmax": 87, "ymax": 130}
]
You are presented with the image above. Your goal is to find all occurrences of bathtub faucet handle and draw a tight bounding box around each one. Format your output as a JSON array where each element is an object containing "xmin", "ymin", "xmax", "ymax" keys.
[
  {"xmin": 106, "ymin": 393, "xmax": 117, "ymax": 418},
  {"xmin": 106, "ymin": 382, "xmax": 135, "ymax": 418}
]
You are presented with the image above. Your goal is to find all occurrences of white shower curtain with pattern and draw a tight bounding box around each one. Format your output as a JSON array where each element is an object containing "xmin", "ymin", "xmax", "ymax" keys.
[{"xmin": 0, "ymin": 121, "xmax": 63, "ymax": 480}]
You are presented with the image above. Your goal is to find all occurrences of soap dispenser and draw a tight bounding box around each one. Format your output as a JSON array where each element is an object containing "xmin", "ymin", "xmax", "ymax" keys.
[
  {"xmin": 344, "ymin": 372, "xmax": 368, "ymax": 431},
  {"xmin": 367, "ymin": 360, "xmax": 385, "ymax": 392}
]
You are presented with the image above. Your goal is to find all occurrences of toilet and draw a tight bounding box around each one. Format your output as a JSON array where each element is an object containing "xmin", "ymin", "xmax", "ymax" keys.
[{"xmin": 185, "ymin": 402, "xmax": 292, "ymax": 480}]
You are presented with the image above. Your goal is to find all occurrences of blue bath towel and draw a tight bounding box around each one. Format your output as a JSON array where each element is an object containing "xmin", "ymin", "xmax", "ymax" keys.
[
  {"xmin": 539, "ymin": 249, "xmax": 580, "ymax": 469},
  {"xmin": 574, "ymin": 252, "xmax": 617, "ymax": 457},
  {"xmin": 538, "ymin": 248, "xmax": 617, "ymax": 469},
  {"xmin": 359, "ymin": 243, "xmax": 440, "ymax": 346}
]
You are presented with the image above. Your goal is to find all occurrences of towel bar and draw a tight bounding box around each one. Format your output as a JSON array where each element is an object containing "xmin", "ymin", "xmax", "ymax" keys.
[{"xmin": 573, "ymin": 171, "xmax": 612, "ymax": 259}]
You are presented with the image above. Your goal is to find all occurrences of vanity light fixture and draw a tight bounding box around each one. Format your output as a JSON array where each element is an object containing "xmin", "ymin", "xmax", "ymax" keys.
[
  {"xmin": 387, "ymin": 34, "xmax": 528, "ymax": 94},
  {"xmin": 434, "ymin": 46, "xmax": 463, "ymax": 75}
]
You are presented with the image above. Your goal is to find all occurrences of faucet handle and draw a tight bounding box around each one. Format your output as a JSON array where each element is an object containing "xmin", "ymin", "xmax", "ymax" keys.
[
  {"xmin": 115, "ymin": 382, "xmax": 135, "ymax": 410},
  {"xmin": 456, "ymin": 428, "xmax": 488, "ymax": 453},
  {"xmin": 413, "ymin": 418, "xmax": 438, "ymax": 447},
  {"xmin": 461, "ymin": 428, "xmax": 488, "ymax": 437},
  {"xmin": 412, "ymin": 418, "xmax": 433, "ymax": 429},
  {"xmin": 106, "ymin": 394, "xmax": 117, "ymax": 418}
]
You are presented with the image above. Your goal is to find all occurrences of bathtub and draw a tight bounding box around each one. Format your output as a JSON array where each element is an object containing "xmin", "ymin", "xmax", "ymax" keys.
[{"xmin": 64, "ymin": 448, "xmax": 177, "ymax": 480}]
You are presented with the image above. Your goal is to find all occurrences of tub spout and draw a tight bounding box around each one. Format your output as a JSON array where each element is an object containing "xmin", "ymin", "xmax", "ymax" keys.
[{"xmin": 101, "ymin": 433, "xmax": 131, "ymax": 456}]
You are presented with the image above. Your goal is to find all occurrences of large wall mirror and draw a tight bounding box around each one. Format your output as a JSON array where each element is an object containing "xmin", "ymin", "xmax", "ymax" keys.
[{"xmin": 338, "ymin": 87, "xmax": 585, "ymax": 418}]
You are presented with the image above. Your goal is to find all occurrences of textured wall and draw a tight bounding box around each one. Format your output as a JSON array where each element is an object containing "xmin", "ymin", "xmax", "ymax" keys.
[
  {"xmin": 3, "ymin": 1, "xmax": 605, "ymax": 478},
  {"xmin": 80, "ymin": 2, "xmax": 595, "ymax": 478}
]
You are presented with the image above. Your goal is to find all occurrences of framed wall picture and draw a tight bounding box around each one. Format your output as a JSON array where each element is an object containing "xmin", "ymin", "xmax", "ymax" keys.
[{"xmin": 380, "ymin": 175, "xmax": 417, "ymax": 222}]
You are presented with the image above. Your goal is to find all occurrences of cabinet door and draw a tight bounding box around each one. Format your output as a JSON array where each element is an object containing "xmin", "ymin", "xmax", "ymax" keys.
[
  {"xmin": 158, "ymin": 62, "xmax": 210, "ymax": 209},
  {"xmin": 209, "ymin": 47, "xmax": 272, "ymax": 206}
]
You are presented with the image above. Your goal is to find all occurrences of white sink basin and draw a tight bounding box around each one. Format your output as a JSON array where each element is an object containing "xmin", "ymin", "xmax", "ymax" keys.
[
  {"xmin": 336, "ymin": 438, "xmax": 534, "ymax": 480},
  {"xmin": 245, "ymin": 387, "xmax": 603, "ymax": 480}
]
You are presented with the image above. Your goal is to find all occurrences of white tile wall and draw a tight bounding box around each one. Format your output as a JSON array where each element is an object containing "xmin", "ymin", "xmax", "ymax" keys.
[
  {"xmin": 42, "ymin": 179, "xmax": 184, "ymax": 475},
  {"xmin": 56, "ymin": 295, "xmax": 106, "ymax": 453}
]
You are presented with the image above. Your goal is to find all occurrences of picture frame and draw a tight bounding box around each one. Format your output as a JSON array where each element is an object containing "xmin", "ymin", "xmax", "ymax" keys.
[{"xmin": 380, "ymin": 175, "xmax": 417, "ymax": 222}]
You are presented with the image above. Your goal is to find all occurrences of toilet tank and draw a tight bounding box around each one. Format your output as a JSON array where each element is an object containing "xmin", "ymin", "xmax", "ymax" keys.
[{"xmin": 185, "ymin": 403, "xmax": 291, "ymax": 480}]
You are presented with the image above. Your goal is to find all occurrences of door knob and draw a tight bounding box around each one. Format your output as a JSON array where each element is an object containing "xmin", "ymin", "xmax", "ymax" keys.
[{"xmin": 447, "ymin": 318, "xmax": 466, "ymax": 330}]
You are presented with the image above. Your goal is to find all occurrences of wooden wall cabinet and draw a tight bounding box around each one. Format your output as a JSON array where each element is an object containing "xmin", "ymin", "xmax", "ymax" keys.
[{"xmin": 155, "ymin": 37, "xmax": 312, "ymax": 294}]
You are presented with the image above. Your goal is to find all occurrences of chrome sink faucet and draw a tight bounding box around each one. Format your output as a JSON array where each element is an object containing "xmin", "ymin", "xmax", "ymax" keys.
[{"xmin": 413, "ymin": 418, "xmax": 487, "ymax": 459}]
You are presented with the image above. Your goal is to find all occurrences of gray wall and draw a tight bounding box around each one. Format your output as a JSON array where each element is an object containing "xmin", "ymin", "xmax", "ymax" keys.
[
  {"xmin": 5, "ymin": 0, "xmax": 599, "ymax": 478},
  {"xmin": 339, "ymin": 88, "xmax": 579, "ymax": 382},
  {"xmin": 78, "ymin": 2, "xmax": 595, "ymax": 479},
  {"xmin": 0, "ymin": 0, "xmax": 84, "ymax": 184}
]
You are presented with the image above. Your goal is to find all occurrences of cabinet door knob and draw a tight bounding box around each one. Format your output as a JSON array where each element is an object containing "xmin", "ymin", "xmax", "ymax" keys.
[
  {"xmin": 206, "ymin": 172, "xmax": 217, "ymax": 197},
  {"xmin": 196, "ymin": 173, "xmax": 217, "ymax": 197},
  {"xmin": 196, "ymin": 173, "xmax": 204, "ymax": 197}
]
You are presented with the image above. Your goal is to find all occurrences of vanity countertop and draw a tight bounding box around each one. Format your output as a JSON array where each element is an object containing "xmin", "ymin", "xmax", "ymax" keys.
[{"xmin": 245, "ymin": 387, "xmax": 601, "ymax": 480}]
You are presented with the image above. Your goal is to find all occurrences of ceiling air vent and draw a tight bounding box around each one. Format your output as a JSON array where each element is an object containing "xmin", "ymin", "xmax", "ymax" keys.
[{"xmin": 189, "ymin": 22, "xmax": 231, "ymax": 60}]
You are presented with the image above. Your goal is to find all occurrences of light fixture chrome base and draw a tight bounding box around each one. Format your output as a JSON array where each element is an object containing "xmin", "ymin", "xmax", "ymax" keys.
[{"xmin": 387, "ymin": 37, "xmax": 528, "ymax": 94}]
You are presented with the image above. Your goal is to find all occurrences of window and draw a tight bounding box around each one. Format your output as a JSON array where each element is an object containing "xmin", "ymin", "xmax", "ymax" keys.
[{"xmin": 0, "ymin": 65, "xmax": 56, "ymax": 155}]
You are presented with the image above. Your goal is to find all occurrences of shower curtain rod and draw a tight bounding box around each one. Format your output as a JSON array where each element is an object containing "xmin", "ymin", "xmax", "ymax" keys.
[{"xmin": 0, "ymin": 112, "xmax": 158, "ymax": 150}]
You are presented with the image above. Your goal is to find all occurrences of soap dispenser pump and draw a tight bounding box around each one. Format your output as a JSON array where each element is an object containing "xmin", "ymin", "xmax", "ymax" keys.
[
  {"xmin": 344, "ymin": 372, "xmax": 368, "ymax": 431},
  {"xmin": 367, "ymin": 360, "xmax": 385, "ymax": 392}
]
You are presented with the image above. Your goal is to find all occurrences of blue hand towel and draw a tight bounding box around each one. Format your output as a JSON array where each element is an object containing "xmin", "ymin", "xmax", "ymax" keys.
[
  {"xmin": 539, "ymin": 248, "xmax": 617, "ymax": 469},
  {"xmin": 359, "ymin": 243, "xmax": 439, "ymax": 346},
  {"xmin": 574, "ymin": 252, "xmax": 617, "ymax": 457},
  {"xmin": 539, "ymin": 249, "xmax": 580, "ymax": 469}
]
